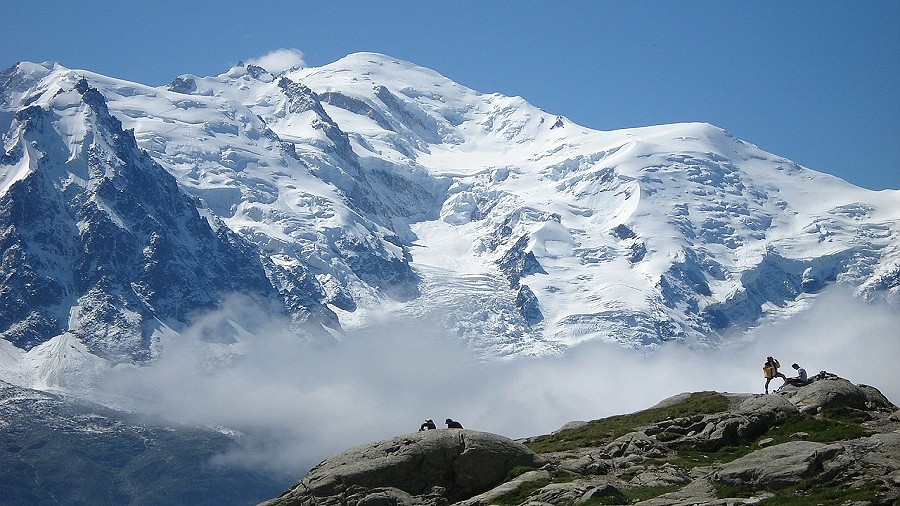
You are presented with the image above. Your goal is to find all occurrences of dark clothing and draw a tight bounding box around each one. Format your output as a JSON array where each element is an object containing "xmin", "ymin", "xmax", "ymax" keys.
[
  {"xmin": 764, "ymin": 357, "xmax": 786, "ymax": 394},
  {"xmin": 765, "ymin": 358, "xmax": 786, "ymax": 379}
]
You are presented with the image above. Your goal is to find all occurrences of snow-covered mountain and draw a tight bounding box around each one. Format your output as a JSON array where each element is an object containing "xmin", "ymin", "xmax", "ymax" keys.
[{"xmin": 1, "ymin": 52, "xmax": 898, "ymax": 371}]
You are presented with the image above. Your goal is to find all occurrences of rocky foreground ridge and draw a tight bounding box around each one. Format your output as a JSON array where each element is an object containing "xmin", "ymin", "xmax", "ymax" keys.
[{"xmin": 262, "ymin": 376, "xmax": 900, "ymax": 506}]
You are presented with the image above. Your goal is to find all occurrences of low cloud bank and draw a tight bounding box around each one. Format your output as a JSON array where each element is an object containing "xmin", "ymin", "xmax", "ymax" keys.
[{"xmin": 98, "ymin": 287, "xmax": 899, "ymax": 478}]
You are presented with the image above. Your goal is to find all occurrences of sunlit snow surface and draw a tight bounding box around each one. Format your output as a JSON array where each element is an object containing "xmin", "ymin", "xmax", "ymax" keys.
[
  {"xmin": 1, "ymin": 53, "xmax": 899, "ymax": 369},
  {"xmin": 289, "ymin": 54, "xmax": 899, "ymax": 350}
]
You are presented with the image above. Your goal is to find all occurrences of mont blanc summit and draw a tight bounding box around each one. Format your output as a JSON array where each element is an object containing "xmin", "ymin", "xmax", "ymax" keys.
[{"xmin": 1, "ymin": 53, "xmax": 898, "ymax": 367}]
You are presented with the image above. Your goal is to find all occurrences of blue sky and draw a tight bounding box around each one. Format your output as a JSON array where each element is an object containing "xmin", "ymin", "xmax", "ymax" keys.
[{"xmin": 2, "ymin": 1, "xmax": 897, "ymax": 190}]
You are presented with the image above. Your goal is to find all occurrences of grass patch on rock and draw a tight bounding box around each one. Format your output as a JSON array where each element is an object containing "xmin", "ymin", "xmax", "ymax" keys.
[
  {"xmin": 760, "ymin": 480, "xmax": 886, "ymax": 505},
  {"xmin": 671, "ymin": 442, "xmax": 756, "ymax": 468},
  {"xmin": 504, "ymin": 465, "xmax": 539, "ymax": 481},
  {"xmin": 622, "ymin": 484, "xmax": 681, "ymax": 502},
  {"xmin": 759, "ymin": 412, "xmax": 872, "ymax": 445},
  {"xmin": 494, "ymin": 477, "xmax": 553, "ymax": 505},
  {"xmin": 579, "ymin": 484, "xmax": 681, "ymax": 505},
  {"xmin": 672, "ymin": 410, "xmax": 872, "ymax": 468},
  {"xmin": 526, "ymin": 392, "xmax": 729, "ymax": 453},
  {"xmin": 494, "ymin": 470, "xmax": 579, "ymax": 505},
  {"xmin": 717, "ymin": 478, "xmax": 886, "ymax": 505}
]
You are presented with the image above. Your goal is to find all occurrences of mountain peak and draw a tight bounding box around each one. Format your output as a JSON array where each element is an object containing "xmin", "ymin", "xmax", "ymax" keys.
[{"xmin": 1, "ymin": 52, "xmax": 898, "ymax": 367}]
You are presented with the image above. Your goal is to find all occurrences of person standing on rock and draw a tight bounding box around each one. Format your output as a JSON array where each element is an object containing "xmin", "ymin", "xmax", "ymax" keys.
[
  {"xmin": 763, "ymin": 356, "xmax": 786, "ymax": 394},
  {"xmin": 419, "ymin": 419, "xmax": 436, "ymax": 431},
  {"xmin": 445, "ymin": 418, "xmax": 463, "ymax": 429}
]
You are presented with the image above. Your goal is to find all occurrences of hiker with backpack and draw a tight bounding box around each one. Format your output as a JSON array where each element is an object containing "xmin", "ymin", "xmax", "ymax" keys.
[{"xmin": 763, "ymin": 356, "xmax": 787, "ymax": 394}]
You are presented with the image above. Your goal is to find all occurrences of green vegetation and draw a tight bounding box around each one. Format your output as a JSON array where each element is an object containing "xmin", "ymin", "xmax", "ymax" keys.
[
  {"xmin": 497, "ymin": 479, "xmax": 679, "ymax": 506},
  {"xmin": 514, "ymin": 389, "xmax": 892, "ymax": 506},
  {"xmin": 818, "ymin": 406, "xmax": 874, "ymax": 424},
  {"xmin": 762, "ymin": 412, "xmax": 873, "ymax": 444},
  {"xmin": 672, "ymin": 409, "xmax": 873, "ymax": 468},
  {"xmin": 504, "ymin": 465, "xmax": 539, "ymax": 481},
  {"xmin": 494, "ymin": 470, "xmax": 578, "ymax": 505},
  {"xmin": 714, "ymin": 483, "xmax": 754, "ymax": 499},
  {"xmin": 716, "ymin": 478, "xmax": 886, "ymax": 505},
  {"xmin": 671, "ymin": 442, "xmax": 756, "ymax": 468},
  {"xmin": 758, "ymin": 479, "xmax": 885, "ymax": 505},
  {"xmin": 526, "ymin": 391, "xmax": 729, "ymax": 453},
  {"xmin": 578, "ymin": 487, "xmax": 628, "ymax": 505},
  {"xmin": 494, "ymin": 477, "xmax": 553, "ymax": 505},
  {"xmin": 618, "ymin": 485, "xmax": 681, "ymax": 503}
]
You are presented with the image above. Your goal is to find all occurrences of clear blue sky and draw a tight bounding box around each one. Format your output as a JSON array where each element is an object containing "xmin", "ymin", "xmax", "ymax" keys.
[{"xmin": 2, "ymin": 1, "xmax": 897, "ymax": 190}]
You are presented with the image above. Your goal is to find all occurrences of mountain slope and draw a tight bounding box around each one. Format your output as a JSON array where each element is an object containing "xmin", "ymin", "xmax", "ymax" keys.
[
  {"xmin": 0, "ymin": 380, "xmax": 286, "ymax": 506},
  {"xmin": 1, "ymin": 54, "xmax": 898, "ymax": 367},
  {"xmin": 279, "ymin": 53, "xmax": 900, "ymax": 351},
  {"xmin": 0, "ymin": 70, "xmax": 296, "ymax": 361}
]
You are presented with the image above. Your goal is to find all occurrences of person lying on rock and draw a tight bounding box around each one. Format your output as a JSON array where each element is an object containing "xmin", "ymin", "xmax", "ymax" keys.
[
  {"xmin": 445, "ymin": 418, "xmax": 463, "ymax": 429},
  {"xmin": 783, "ymin": 363, "xmax": 810, "ymax": 387},
  {"xmin": 419, "ymin": 419, "xmax": 436, "ymax": 431},
  {"xmin": 763, "ymin": 356, "xmax": 787, "ymax": 394}
]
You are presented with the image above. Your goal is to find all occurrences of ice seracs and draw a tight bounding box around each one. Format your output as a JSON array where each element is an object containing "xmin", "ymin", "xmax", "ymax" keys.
[{"xmin": 1, "ymin": 52, "xmax": 898, "ymax": 385}]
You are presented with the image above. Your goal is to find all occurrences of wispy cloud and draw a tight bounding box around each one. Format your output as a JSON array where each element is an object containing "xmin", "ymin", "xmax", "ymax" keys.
[
  {"xmin": 246, "ymin": 48, "xmax": 306, "ymax": 73},
  {"xmin": 96, "ymin": 287, "xmax": 900, "ymax": 478}
]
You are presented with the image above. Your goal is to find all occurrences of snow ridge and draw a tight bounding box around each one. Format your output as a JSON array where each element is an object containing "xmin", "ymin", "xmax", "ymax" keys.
[{"xmin": 1, "ymin": 53, "xmax": 898, "ymax": 379}]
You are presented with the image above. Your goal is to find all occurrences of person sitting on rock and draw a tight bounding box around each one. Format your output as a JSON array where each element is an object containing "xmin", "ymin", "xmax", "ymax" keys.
[
  {"xmin": 783, "ymin": 363, "xmax": 810, "ymax": 386},
  {"xmin": 763, "ymin": 356, "xmax": 787, "ymax": 394},
  {"xmin": 445, "ymin": 418, "xmax": 463, "ymax": 429},
  {"xmin": 419, "ymin": 419, "xmax": 436, "ymax": 431}
]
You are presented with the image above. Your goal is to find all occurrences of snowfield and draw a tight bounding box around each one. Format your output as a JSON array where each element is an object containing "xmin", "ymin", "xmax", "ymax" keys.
[{"xmin": 0, "ymin": 52, "xmax": 898, "ymax": 392}]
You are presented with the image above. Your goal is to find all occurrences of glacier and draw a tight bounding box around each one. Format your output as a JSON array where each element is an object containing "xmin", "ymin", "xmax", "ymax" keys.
[{"xmin": 1, "ymin": 52, "xmax": 898, "ymax": 376}]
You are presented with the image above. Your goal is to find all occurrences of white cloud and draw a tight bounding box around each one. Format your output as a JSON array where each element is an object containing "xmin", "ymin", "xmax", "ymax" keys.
[
  {"xmin": 246, "ymin": 48, "xmax": 306, "ymax": 73},
  {"xmin": 95, "ymin": 287, "xmax": 900, "ymax": 479}
]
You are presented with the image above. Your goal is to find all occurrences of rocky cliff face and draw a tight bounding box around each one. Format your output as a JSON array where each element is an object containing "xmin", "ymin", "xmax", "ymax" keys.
[
  {"xmin": 0, "ymin": 77, "xmax": 298, "ymax": 361},
  {"xmin": 262, "ymin": 376, "xmax": 900, "ymax": 505}
]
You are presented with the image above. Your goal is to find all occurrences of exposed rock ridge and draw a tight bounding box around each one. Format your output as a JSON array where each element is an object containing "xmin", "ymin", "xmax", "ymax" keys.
[
  {"xmin": 261, "ymin": 376, "xmax": 900, "ymax": 505},
  {"xmin": 261, "ymin": 429, "xmax": 543, "ymax": 506},
  {"xmin": 0, "ymin": 79, "xmax": 289, "ymax": 360}
]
